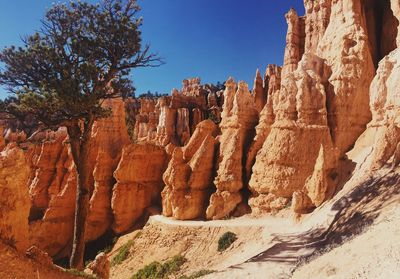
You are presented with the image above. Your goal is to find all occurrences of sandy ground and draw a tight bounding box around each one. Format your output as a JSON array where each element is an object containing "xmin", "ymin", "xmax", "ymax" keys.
[{"xmin": 292, "ymin": 206, "xmax": 400, "ymax": 279}]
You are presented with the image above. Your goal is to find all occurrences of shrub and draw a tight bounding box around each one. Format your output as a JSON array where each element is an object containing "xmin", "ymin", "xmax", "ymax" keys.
[
  {"xmin": 218, "ymin": 232, "xmax": 237, "ymax": 252},
  {"xmin": 131, "ymin": 255, "xmax": 187, "ymax": 279},
  {"xmin": 111, "ymin": 240, "xmax": 133, "ymax": 266}
]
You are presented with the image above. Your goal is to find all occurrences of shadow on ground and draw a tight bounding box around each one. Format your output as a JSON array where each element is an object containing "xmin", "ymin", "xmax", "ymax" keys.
[{"xmin": 246, "ymin": 169, "xmax": 400, "ymax": 266}]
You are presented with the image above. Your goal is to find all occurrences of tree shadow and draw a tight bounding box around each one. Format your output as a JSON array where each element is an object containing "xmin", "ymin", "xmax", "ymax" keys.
[{"xmin": 245, "ymin": 170, "xmax": 400, "ymax": 266}]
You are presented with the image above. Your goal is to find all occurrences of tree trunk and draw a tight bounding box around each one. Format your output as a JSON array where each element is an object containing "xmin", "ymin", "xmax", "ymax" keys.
[{"xmin": 67, "ymin": 121, "xmax": 93, "ymax": 270}]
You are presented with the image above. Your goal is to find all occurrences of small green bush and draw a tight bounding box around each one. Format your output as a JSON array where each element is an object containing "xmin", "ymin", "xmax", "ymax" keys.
[
  {"xmin": 111, "ymin": 240, "xmax": 133, "ymax": 266},
  {"xmin": 218, "ymin": 232, "xmax": 237, "ymax": 252},
  {"xmin": 131, "ymin": 255, "xmax": 187, "ymax": 279}
]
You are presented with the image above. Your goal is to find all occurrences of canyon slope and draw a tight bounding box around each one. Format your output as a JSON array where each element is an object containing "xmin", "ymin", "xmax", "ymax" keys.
[{"xmin": 1, "ymin": 0, "xmax": 400, "ymax": 278}]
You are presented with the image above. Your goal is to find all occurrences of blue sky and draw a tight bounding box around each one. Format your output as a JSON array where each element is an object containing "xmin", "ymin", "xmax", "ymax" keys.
[{"xmin": 0, "ymin": 0, "xmax": 304, "ymax": 99}]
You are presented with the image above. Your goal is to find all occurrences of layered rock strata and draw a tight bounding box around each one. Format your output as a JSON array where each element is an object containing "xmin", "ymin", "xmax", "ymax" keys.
[
  {"xmin": 162, "ymin": 120, "xmax": 218, "ymax": 220},
  {"xmin": 249, "ymin": 53, "xmax": 338, "ymax": 215},
  {"xmin": 206, "ymin": 79, "xmax": 258, "ymax": 219},
  {"xmin": 27, "ymin": 98, "xmax": 131, "ymax": 257},
  {"xmin": 112, "ymin": 143, "xmax": 167, "ymax": 233}
]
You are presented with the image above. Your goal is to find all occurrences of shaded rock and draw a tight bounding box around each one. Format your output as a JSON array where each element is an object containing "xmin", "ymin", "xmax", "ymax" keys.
[
  {"xmin": 317, "ymin": 0, "xmax": 375, "ymax": 154},
  {"xmin": 162, "ymin": 120, "xmax": 218, "ymax": 220},
  {"xmin": 0, "ymin": 145, "xmax": 30, "ymax": 251},
  {"xmin": 351, "ymin": 48, "xmax": 400, "ymax": 171},
  {"xmin": 0, "ymin": 126, "xmax": 4, "ymax": 151},
  {"xmin": 25, "ymin": 246, "xmax": 53, "ymax": 266},
  {"xmin": 206, "ymin": 191, "xmax": 242, "ymax": 220},
  {"xmin": 87, "ymin": 252, "xmax": 110, "ymax": 279},
  {"xmin": 112, "ymin": 143, "xmax": 167, "ymax": 234},
  {"xmin": 207, "ymin": 79, "xmax": 258, "ymax": 219},
  {"xmin": 253, "ymin": 69, "xmax": 266, "ymax": 113},
  {"xmin": 245, "ymin": 65, "xmax": 282, "ymax": 181},
  {"xmin": 29, "ymin": 98, "xmax": 131, "ymax": 257}
]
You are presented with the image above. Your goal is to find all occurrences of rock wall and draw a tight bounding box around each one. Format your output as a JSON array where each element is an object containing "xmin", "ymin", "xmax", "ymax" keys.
[
  {"xmin": 0, "ymin": 126, "xmax": 4, "ymax": 151},
  {"xmin": 317, "ymin": 0, "xmax": 375, "ymax": 155},
  {"xmin": 245, "ymin": 65, "xmax": 281, "ymax": 182},
  {"xmin": 249, "ymin": 53, "xmax": 337, "ymax": 215}
]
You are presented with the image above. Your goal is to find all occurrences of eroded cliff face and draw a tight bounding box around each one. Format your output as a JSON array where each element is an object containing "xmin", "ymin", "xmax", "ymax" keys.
[
  {"xmin": 206, "ymin": 79, "xmax": 258, "ymax": 219},
  {"xmin": 351, "ymin": 47, "xmax": 400, "ymax": 172},
  {"xmin": 0, "ymin": 145, "xmax": 30, "ymax": 251},
  {"xmin": 249, "ymin": 53, "xmax": 338, "ymax": 215},
  {"xmin": 1, "ymin": 0, "xmax": 400, "ymax": 262},
  {"xmin": 112, "ymin": 143, "xmax": 167, "ymax": 233},
  {"xmin": 162, "ymin": 120, "xmax": 218, "ymax": 220},
  {"xmin": 0, "ymin": 99, "xmax": 134, "ymax": 258}
]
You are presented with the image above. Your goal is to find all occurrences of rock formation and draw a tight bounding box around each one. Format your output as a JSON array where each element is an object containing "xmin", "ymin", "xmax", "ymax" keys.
[
  {"xmin": 206, "ymin": 79, "xmax": 258, "ymax": 219},
  {"xmin": 112, "ymin": 143, "xmax": 167, "ymax": 233},
  {"xmin": 351, "ymin": 47, "xmax": 400, "ymax": 171},
  {"xmin": 2, "ymin": 0, "xmax": 400, "ymax": 265},
  {"xmin": 249, "ymin": 53, "xmax": 338, "ymax": 215},
  {"xmin": 162, "ymin": 120, "xmax": 218, "ymax": 220},
  {"xmin": 132, "ymin": 78, "xmax": 223, "ymax": 146},
  {"xmin": 317, "ymin": 0, "xmax": 376, "ymax": 155},
  {"xmin": 0, "ymin": 145, "xmax": 30, "ymax": 251},
  {"xmin": 245, "ymin": 65, "xmax": 281, "ymax": 182},
  {"xmin": 28, "ymin": 98, "xmax": 132, "ymax": 257},
  {"xmin": 86, "ymin": 252, "xmax": 110, "ymax": 279},
  {"xmin": 252, "ymin": 69, "xmax": 266, "ymax": 114},
  {"xmin": 25, "ymin": 246, "xmax": 53, "ymax": 267}
]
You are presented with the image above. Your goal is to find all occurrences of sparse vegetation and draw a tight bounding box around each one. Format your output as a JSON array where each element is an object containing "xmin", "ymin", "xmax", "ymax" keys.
[
  {"xmin": 64, "ymin": 268, "xmax": 97, "ymax": 279},
  {"xmin": 131, "ymin": 255, "xmax": 187, "ymax": 279},
  {"xmin": 179, "ymin": 269, "xmax": 215, "ymax": 279},
  {"xmin": 218, "ymin": 231, "xmax": 237, "ymax": 252},
  {"xmin": 111, "ymin": 240, "xmax": 134, "ymax": 266}
]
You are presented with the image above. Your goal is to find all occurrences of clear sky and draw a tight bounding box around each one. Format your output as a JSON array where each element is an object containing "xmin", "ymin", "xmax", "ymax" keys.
[{"xmin": 0, "ymin": 0, "xmax": 305, "ymax": 99}]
